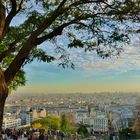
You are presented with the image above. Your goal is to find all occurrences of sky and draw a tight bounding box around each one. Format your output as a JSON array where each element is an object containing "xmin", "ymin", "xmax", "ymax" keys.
[
  {"xmin": 11, "ymin": 3, "xmax": 140, "ymax": 94},
  {"xmin": 16, "ymin": 39, "xmax": 140, "ymax": 94}
]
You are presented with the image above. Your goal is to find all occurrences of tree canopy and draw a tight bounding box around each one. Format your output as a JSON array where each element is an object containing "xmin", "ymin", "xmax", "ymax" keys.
[
  {"xmin": 0, "ymin": 0, "xmax": 139, "ymax": 90},
  {"xmin": 77, "ymin": 124, "xmax": 89, "ymax": 137},
  {"xmin": 60, "ymin": 113, "xmax": 70, "ymax": 132},
  {"xmin": 32, "ymin": 116, "xmax": 60, "ymax": 130}
]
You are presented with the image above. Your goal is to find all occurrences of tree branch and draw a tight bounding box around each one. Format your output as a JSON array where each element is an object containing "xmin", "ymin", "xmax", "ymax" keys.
[
  {"xmin": 3, "ymin": 0, "xmax": 24, "ymax": 37},
  {"xmin": 0, "ymin": 41, "xmax": 17, "ymax": 62},
  {"xmin": 31, "ymin": 0, "xmax": 68, "ymax": 37},
  {"xmin": 57, "ymin": 0, "xmax": 67, "ymax": 9},
  {"xmin": 35, "ymin": 14, "xmax": 98, "ymax": 45},
  {"xmin": 4, "ymin": 11, "xmax": 103, "ymax": 85},
  {"xmin": 16, "ymin": 0, "xmax": 24, "ymax": 13},
  {"xmin": 3, "ymin": 0, "xmax": 116, "ymax": 85},
  {"xmin": 35, "ymin": 22, "xmax": 75, "ymax": 45},
  {"xmin": 68, "ymin": 0, "xmax": 106, "ymax": 8},
  {"xmin": 4, "ymin": 35, "xmax": 36, "ymax": 86},
  {"xmin": 4, "ymin": 0, "xmax": 68, "ymax": 85}
]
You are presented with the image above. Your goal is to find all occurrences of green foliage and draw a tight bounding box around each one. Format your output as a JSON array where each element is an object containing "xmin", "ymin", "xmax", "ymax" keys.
[
  {"xmin": 9, "ymin": 69, "xmax": 26, "ymax": 92},
  {"xmin": 77, "ymin": 124, "xmax": 89, "ymax": 138},
  {"xmin": 19, "ymin": 126, "xmax": 31, "ymax": 130},
  {"xmin": 119, "ymin": 128, "xmax": 137, "ymax": 139},
  {"xmin": 133, "ymin": 117, "xmax": 140, "ymax": 134},
  {"xmin": 32, "ymin": 116, "xmax": 60, "ymax": 130},
  {"xmin": 60, "ymin": 113, "xmax": 70, "ymax": 132},
  {"xmin": 69, "ymin": 127, "xmax": 77, "ymax": 134},
  {"xmin": 25, "ymin": 48, "xmax": 55, "ymax": 64},
  {"xmin": 32, "ymin": 114, "xmax": 76, "ymax": 133},
  {"xmin": 119, "ymin": 128, "xmax": 136, "ymax": 135}
]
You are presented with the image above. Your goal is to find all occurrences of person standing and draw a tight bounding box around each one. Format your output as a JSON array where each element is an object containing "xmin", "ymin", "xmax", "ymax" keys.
[{"xmin": 60, "ymin": 132, "xmax": 65, "ymax": 140}]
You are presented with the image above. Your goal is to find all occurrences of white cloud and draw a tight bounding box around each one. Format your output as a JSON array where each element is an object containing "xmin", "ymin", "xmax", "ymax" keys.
[
  {"xmin": 68, "ymin": 41, "xmax": 140, "ymax": 75},
  {"xmin": 25, "ymin": 39, "xmax": 140, "ymax": 79}
]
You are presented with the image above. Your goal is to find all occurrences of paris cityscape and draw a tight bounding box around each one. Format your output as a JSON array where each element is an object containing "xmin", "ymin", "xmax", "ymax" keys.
[{"xmin": 3, "ymin": 92, "xmax": 140, "ymax": 139}]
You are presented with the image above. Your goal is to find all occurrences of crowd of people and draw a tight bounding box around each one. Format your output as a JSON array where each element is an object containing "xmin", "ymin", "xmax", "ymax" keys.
[{"xmin": 1, "ymin": 128, "xmax": 71, "ymax": 140}]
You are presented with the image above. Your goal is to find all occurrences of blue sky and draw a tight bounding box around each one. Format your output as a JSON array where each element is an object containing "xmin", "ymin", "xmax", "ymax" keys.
[{"xmin": 16, "ymin": 39, "xmax": 140, "ymax": 94}]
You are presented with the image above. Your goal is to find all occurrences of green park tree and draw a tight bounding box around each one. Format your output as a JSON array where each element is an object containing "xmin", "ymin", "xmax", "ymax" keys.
[
  {"xmin": 119, "ymin": 128, "xmax": 137, "ymax": 139},
  {"xmin": 32, "ymin": 116, "xmax": 60, "ymax": 130},
  {"xmin": 60, "ymin": 113, "xmax": 70, "ymax": 132},
  {"xmin": 77, "ymin": 124, "xmax": 89, "ymax": 138},
  {"xmin": 0, "ymin": 0, "xmax": 140, "ymax": 137}
]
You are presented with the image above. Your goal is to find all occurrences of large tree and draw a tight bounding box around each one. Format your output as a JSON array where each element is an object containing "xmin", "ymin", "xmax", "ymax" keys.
[{"xmin": 0, "ymin": 0, "xmax": 139, "ymax": 137}]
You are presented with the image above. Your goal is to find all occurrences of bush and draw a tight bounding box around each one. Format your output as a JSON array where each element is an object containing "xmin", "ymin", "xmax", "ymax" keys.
[{"xmin": 77, "ymin": 124, "xmax": 89, "ymax": 138}]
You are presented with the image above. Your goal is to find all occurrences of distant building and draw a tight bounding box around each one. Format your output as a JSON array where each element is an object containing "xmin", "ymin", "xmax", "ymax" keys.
[
  {"xmin": 32, "ymin": 109, "xmax": 38, "ymax": 120},
  {"xmin": 83, "ymin": 115, "xmax": 108, "ymax": 133},
  {"xmin": 92, "ymin": 115, "xmax": 108, "ymax": 133},
  {"xmin": 107, "ymin": 105, "xmax": 135, "ymax": 131},
  {"xmin": 47, "ymin": 109, "xmax": 59, "ymax": 116},
  {"xmin": 19, "ymin": 111, "xmax": 33, "ymax": 125},
  {"xmin": 76, "ymin": 109, "xmax": 88, "ymax": 123},
  {"xmin": 19, "ymin": 112, "xmax": 27, "ymax": 125},
  {"xmin": 3, "ymin": 116, "xmax": 21, "ymax": 129},
  {"xmin": 108, "ymin": 107, "xmax": 135, "ymax": 130},
  {"xmin": 26, "ymin": 112, "xmax": 33, "ymax": 125},
  {"xmin": 39, "ymin": 108, "xmax": 47, "ymax": 118}
]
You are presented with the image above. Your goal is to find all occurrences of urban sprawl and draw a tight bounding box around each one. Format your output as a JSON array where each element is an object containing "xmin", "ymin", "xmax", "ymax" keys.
[{"xmin": 3, "ymin": 93, "xmax": 140, "ymax": 139}]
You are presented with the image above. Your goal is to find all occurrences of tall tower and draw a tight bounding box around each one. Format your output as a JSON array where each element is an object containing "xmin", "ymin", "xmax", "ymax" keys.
[
  {"xmin": 88, "ymin": 105, "xmax": 91, "ymax": 117},
  {"xmin": 107, "ymin": 112, "xmax": 114, "ymax": 134}
]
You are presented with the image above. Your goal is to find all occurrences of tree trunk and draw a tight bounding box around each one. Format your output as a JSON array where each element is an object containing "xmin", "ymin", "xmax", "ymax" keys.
[
  {"xmin": 0, "ymin": 95, "xmax": 7, "ymax": 138},
  {"xmin": 0, "ymin": 0, "xmax": 5, "ymax": 41},
  {"xmin": 0, "ymin": 68, "xmax": 8, "ymax": 139}
]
